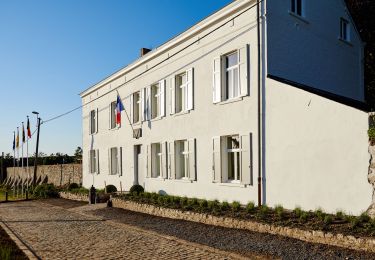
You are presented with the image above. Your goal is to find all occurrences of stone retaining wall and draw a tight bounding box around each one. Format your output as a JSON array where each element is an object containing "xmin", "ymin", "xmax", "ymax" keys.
[
  {"xmin": 111, "ymin": 198, "xmax": 375, "ymax": 253},
  {"xmin": 59, "ymin": 192, "xmax": 88, "ymax": 202},
  {"xmin": 6, "ymin": 164, "xmax": 82, "ymax": 187}
]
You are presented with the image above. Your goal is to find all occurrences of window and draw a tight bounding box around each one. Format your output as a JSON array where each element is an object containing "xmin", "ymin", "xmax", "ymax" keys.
[
  {"xmin": 90, "ymin": 109, "xmax": 97, "ymax": 134},
  {"xmin": 151, "ymin": 83, "xmax": 161, "ymax": 119},
  {"xmin": 212, "ymin": 134, "xmax": 252, "ymax": 185},
  {"xmin": 340, "ymin": 18, "xmax": 350, "ymax": 42},
  {"xmin": 175, "ymin": 140, "xmax": 189, "ymax": 179},
  {"xmin": 110, "ymin": 101, "xmax": 117, "ymax": 129},
  {"xmin": 133, "ymin": 91, "xmax": 141, "ymax": 123},
  {"xmin": 291, "ymin": 0, "xmax": 303, "ymax": 17},
  {"xmin": 89, "ymin": 149, "xmax": 99, "ymax": 174},
  {"xmin": 212, "ymin": 46, "xmax": 248, "ymax": 103},
  {"xmin": 151, "ymin": 143, "xmax": 162, "ymax": 178},
  {"xmin": 225, "ymin": 52, "xmax": 240, "ymax": 100},
  {"xmin": 110, "ymin": 147, "xmax": 118, "ymax": 175},
  {"xmin": 170, "ymin": 68, "xmax": 193, "ymax": 114},
  {"xmin": 224, "ymin": 135, "xmax": 241, "ymax": 182}
]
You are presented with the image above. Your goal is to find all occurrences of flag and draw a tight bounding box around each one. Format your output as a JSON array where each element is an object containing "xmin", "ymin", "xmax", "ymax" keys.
[
  {"xmin": 116, "ymin": 94, "xmax": 124, "ymax": 125},
  {"xmin": 12, "ymin": 132, "xmax": 15, "ymax": 151},
  {"xmin": 16, "ymin": 127, "xmax": 19, "ymax": 148},
  {"xmin": 22, "ymin": 122, "xmax": 25, "ymax": 143},
  {"xmin": 27, "ymin": 117, "xmax": 31, "ymax": 138}
]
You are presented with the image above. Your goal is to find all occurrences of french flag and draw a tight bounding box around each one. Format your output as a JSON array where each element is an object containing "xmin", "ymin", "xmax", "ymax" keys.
[{"xmin": 116, "ymin": 94, "xmax": 125, "ymax": 125}]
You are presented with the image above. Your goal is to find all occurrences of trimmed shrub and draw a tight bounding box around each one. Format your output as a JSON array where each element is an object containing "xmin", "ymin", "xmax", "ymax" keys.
[
  {"xmin": 324, "ymin": 215, "xmax": 333, "ymax": 225},
  {"xmin": 335, "ymin": 211, "xmax": 344, "ymax": 220},
  {"xmin": 67, "ymin": 183, "xmax": 79, "ymax": 191},
  {"xmin": 70, "ymin": 187, "xmax": 89, "ymax": 195},
  {"xmin": 105, "ymin": 185, "xmax": 117, "ymax": 193},
  {"xmin": 257, "ymin": 205, "xmax": 269, "ymax": 219},
  {"xmin": 129, "ymin": 185, "xmax": 144, "ymax": 195},
  {"xmin": 33, "ymin": 184, "xmax": 59, "ymax": 199},
  {"xmin": 220, "ymin": 201, "xmax": 230, "ymax": 211},
  {"xmin": 180, "ymin": 197, "xmax": 188, "ymax": 207},
  {"xmin": 198, "ymin": 199, "xmax": 208, "ymax": 210},
  {"xmin": 246, "ymin": 202, "xmax": 255, "ymax": 213},
  {"xmin": 294, "ymin": 207, "xmax": 303, "ymax": 218},
  {"xmin": 275, "ymin": 205, "xmax": 284, "ymax": 220},
  {"xmin": 299, "ymin": 212, "xmax": 309, "ymax": 223},
  {"xmin": 315, "ymin": 208, "xmax": 325, "ymax": 221},
  {"xmin": 231, "ymin": 201, "xmax": 241, "ymax": 212}
]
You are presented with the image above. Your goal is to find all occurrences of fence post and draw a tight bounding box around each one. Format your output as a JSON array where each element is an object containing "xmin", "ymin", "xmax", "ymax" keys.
[{"xmin": 5, "ymin": 191, "xmax": 8, "ymax": 202}]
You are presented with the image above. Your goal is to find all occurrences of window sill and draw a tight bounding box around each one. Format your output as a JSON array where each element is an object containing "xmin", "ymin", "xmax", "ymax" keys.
[
  {"xmin": 338, "ymin": 37, "xmax": 353, "ymax": 46},
  {"xmin": 217, "ymin": 96, "xmax": 243, "ymax": 105},
  {"xmin": 218, "ymin": 182, "xmax": 246, "ymax": 188},
  {"xmin": 173, "ymin": 110, "xmax": 190, "ymax": 117},
  {"xmin": 148, "ymin": 177, "xmax": 166, "ymax": 181},
  {"xmin": 132, "ymin": 122, "xmax": 141, "ymax": 127},
  {"xmin": 109, "ymin": 126, "xmax": 120, "ymax": 131},
  {"xmin": 89, "ymin": 132, "xmax": 98, "ymax": 136},
  {"xmin": 288, "ymin": 11, "xmax": 309, "ymax": 24},
  {"xmin": 169, "ymin": 178, "xmax": 193, "ymax": 183},
  {"xmin": 150, "ymin": 116, "xmax": 163, "ymax": 122}
]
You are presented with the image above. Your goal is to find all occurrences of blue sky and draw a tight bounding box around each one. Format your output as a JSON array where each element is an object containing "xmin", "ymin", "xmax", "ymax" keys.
[{"xmin": 0, "ymin": 0, "xmax": 232, "ymax": 156}]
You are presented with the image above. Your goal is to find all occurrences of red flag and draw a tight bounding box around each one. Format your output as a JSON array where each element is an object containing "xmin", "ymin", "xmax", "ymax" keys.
[{"xmin": 27, "ymin": 117, "xmax": 31, "ymax": 138}]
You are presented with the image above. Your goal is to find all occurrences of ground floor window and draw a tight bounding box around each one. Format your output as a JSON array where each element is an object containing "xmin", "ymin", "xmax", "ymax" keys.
[
  {"xmin": 175, "ymin": 140, "xmax": 189, "ymax": 179},
  {"xmin": 89, "ymin": 149, "xmax": 99, "ymax": 174},
  {"xmin": 110, "ymin": 147, "xmax": 118, "ymax": 175},
  {"xmin": 151, "ymin": 143, "xmax": 162, "ymax": 178},
  {"xmin": 224, "ymin": 135, "xmax": 241, "ymax": 182}
]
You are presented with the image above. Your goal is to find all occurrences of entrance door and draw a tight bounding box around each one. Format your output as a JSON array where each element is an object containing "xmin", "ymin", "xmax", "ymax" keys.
[{"xmin": 134, "ymin": 145, "xmax": 144, "ymax": 187}]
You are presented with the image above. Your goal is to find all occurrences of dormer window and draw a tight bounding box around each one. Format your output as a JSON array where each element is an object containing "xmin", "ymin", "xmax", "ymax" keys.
[
  {"xmin": 340, "ymin": 18, "xmax": 350, "ymax": 42},
  {"xmin": 291, "ymin": 0, "xmax": 304, "ymax": 17}
]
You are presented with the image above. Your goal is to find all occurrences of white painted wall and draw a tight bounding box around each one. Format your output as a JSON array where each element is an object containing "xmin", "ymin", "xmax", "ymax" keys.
[
  {"xmin": 264, "ymin": 78, "xmax": 371, "ymax": 215},
  {"xmin": 266, "ymin": 0, "xmax": 364, "ymax": 101}
]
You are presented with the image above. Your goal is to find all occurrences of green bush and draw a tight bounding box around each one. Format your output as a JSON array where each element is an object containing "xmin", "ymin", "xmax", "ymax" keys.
[
  {"xmin": 324, "ymin": 215, "xmax": 333, "ymax": 225},
  {"xmin": 129, "ymin": 185, "xmax": 144, "ymax": 195},
  {"xmin": 315, "ymin": 208, "xmax": 325, "ymax": 221},
  {"xmin": 33, "ymin": 184, "xmax": 59, "ymax": 199},
  {"xmin": 220, "ymin": 201, "xmax": 230, "ymax": 211},
  {"xmin": 157, "ymin": 195, "xmax": 165, "ymax": 205},
  {"xmin": 207, "ymin": 200, "xmax": 220, "ymax": 212},
  {"xmin": 299, "ymin": 212, "xmax": 309, "ymax": 223},
  {"xmin": 105, "ymin": 184, "xmax": 117, "ymax": 193},
  {"xmin": 359, "ymin": 212, "xmax": 371, "ymax": 223},
  {"xmin": 180, "ymin": 197, "xmax": 188, "ymax": 207},
  {"xmin": 275, "ymin": 205, "xmax": 284, "ymax": 220},
  {"xmin": 246, "ymin": 202, "xmax": 255, "ymax": 213},
  {"xmin": 335, "ymin": 211, "xmax": 344, "ymax": 220},
  {"xmin": 67, "ymin": 183, "xmax": 79, "ymax": 191},
  {"xmin": 351, "ymin": 217, "xmax": 361, "ymax": 229},
  {"xmin": 198, "ymin": 199, "xmax": 208, "ymax": 210},
  {"xmin": 231, "ymin": 201, "xmax": 241, "ymax": 212},
  {"xmin": 294, "ymin": 207, "xmax": 303, "ymax": 218},
  {"xmin": 257, "ymin": 205, "xmax": 269, "ymax": 219},
  {"xmin": 368, "ymin": 127, "xmax": 375, "ymax": 141},
  {"xmin": 70, "ymin": 187, "xmax": 89, "ymax": 195},
  {"xmin": 151, "ymin": 193, "xmax": 159, "ymax": 204}
]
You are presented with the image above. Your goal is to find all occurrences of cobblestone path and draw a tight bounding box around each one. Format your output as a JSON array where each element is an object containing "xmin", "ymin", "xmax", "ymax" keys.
[{"xmin": 0, "ymin": 200, "xmax": 261, "ymax": 260}]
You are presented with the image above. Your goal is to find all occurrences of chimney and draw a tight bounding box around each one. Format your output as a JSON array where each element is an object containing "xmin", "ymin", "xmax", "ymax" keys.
[{"xmin": 140, "ymin": 48, "xmax": 152, "ymax": 57}]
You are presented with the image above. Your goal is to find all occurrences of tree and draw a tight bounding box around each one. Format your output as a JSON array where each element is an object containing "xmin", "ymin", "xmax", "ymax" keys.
[{"xmin": 74, "ymin": 147, "xmax": 83, "ymax": 163}]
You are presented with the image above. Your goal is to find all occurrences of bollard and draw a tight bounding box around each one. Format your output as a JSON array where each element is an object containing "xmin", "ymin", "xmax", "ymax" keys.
[
  {"xmin": 5, "ymin": 191, "xmax": 8, "ymax": 202},
  {"xmin": 26, "ymin": 190, "xmax": 28, "ymax": 200},
  {"xmin": 89, "ymin": 185, "xmax": 96, "ymax": 204}
]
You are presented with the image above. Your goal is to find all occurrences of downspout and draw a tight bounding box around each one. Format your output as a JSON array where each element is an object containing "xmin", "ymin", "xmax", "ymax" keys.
[{"xmin": 257, "ymin": 0, "xmax": 262, "ymax": 207}]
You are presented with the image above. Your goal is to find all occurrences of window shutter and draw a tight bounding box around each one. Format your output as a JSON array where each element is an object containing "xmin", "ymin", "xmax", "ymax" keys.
[
  {"xmin": 238, "ymin": 44, "xmax": 249, "ymax": 97},
  {"xmin": 186, "ymin": 68, "xmax": 194, "ymax": 111},
  {"xmin": 213, "ymin": 57, "xmax": 222, "ymax": 103},
  {"xmin": 108, "ymin": 104, "xmax": 112, "ymax": 129},
  {"xmin": 146, "ymin": 87, "xmax": 151, "ymax": 121},
  {"xmin": 212, "ymin": 137, "xmax": 221, "ymax": 183},
  {"xmin": 161, "ymin": 142, "xmax": 168, "ymax": 179},
  {"xmin": 168, "ymin": 142, "xmax": 175, "ymax": 179},
  {"xmin": 188, "ymin": 138, "xmax": 196, "ymax": 181},
  {"xmin": 96, "ymin": 108, "xmax": 99, "ymax": 133},
  {"xmin": 118, "ymin": 147, "xmax": 122, "ymax": 176},
  {"xmin": 88, "ymin": 151, "xmax": 91, "ymax": 174},
  {"xmin": 89, "ymin": 112, "xmax": 92, "ymax": 135},
  {"xmin": 146, "ymin": 144, "xmax": 151, "ymax": 178},
  {"xmin": 159, "ymin": 80, "xmax": 166, "ymax": 117},
  {"xmin": 108, "ymin": 148, "xmax": 111, "ymax": 175},
  {"xmin": 240, "ymin": 133, "xmax": 252, "ymax": 185},
  {"xmin": 129, "ymin": 94, "xmax": 133, "ymax": 124},
  {"xmin": 141, "ymin": 88, "xmax": 145, "ymax": 121},
  {"xmin": 169, "ymin": 77, "xmax": 175, "ymax": 115},
  {"xmin": 96, "ymin": 149, "xmax": 100, "ymax": 174}
]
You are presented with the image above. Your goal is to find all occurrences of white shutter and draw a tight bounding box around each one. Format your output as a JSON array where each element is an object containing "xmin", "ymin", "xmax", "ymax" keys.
[
  {"xmin": 89, "ymin": 112, "xmax": 92, "ymax": 135},
  {"xmin": 186, "ymin": 68, "xmax": 194, "ymax": 111},
  {"xmin": 108, "ymin": 104, "xmax": 111, "ymax": 129},
  {"xmin": 240, "ymin": 133, "xmax": 252, "ymax": 185},
  {"xmin": 108, "ymin": 148, "xmax": 111, "ymax": 175},
  {"xmin": 169, "ymin": 77, "xmax": 175, "ymax": 115},
  {"xmin": 118, "ymin": 147, "xmax": 122, "ymax": 176},
  {"xmin": 146, "ymin": 87, "xmax": 151, "ymax": 121},
  {"xmin": 146, "ymin": 144, "xmax": 151, "ymax": 178},
  {"xmin": 212, "ymin": 137, "xmax": 221, "ymax": 183},
  {"xmin": 161, "ymin": 142, "xmax": 167, "ymax": 179},
  {"xmin": 130, "ymin": 94, "xmax": 133, "ymax": 124},
  {"xmin": 159, "ymin": 80, "xmax": 166, "ymax": 117},
  {"xmin": 141, "ymin": 88, "xmax": 145, "ymax": 121},
  {"xmin": 213, "ymin": 57, "xmax": 222, "ymax": 103},
  {"xmin": 188, "ymin": 138, "xmax": 196, "ymax": 181},
  {"xmin": 168, "ymin": 142, "xmax": 175, "ymax": 179},
  {"xmin": 96, "ymin": 108, "xmax": 99, "ymax": 133},
  {"xmin": 238, "ymin": 44, "xmax": 249, "ymax": 97},
  {"xmin": 96, "ymin": 149, "xmax": 100, "ymax": 174}
]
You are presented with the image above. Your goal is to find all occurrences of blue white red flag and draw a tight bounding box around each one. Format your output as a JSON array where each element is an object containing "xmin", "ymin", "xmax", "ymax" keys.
[{"xmin": 116, "ymin": 94, "xmax": 124, "ymax": 125}]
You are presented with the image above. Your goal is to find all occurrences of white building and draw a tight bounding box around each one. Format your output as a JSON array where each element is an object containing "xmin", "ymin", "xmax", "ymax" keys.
[{"xmin": 80, "ymin": 0, "xmax": 371, "ymax": 215}]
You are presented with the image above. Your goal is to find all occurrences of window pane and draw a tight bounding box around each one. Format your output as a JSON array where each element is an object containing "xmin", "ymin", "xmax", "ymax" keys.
[
  {"xmin": 296, "ymin": 0, "xmax": 302, "ymax": 16},
  {"xmin": 152, "ymin": 143, "xmax": 161, "ymax": 177},
  {"xmin": 291, "ymin": 0, "xmax": 295, "ymax": 13},
  {"xmin": 228, "ymin": 152, "xmax": 234, "ymax": 180},
  {"xmin": 227, "ymin": 70, "xmax": 233, "ymax": 99},
  {"xmin": 111, "ymin": 148, "xmax": 118, "ymax": 175},
  {"xmin": 233, "ymin": 67, "xmax": 239, "ymax": 97},
  {"xmin": 133, "ymin": 92, "xmax": 140, "ymax": 123},
  {"xmin": 111, "ymin": 102, "xmax": 117, "ymax": 128},
  {"xmin": 226, "ymin": 53, "xmax": 238, "ymax": 68}
]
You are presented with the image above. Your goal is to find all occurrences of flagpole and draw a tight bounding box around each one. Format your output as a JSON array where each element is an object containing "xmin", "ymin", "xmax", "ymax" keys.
[
  {"xmin": 13, "ymin": 131, "xmax": 15, "ymax": 177},
  {"xmin": 21, "ymin": 122, "xmax": 24, "ymax": 169},
  {"xmin": 17, "ymin": 127, "xmax": 19, "ymax": 177},
  {"xmin": 116, "ymin": 90, "xmax": 135, "ymax": 132}
]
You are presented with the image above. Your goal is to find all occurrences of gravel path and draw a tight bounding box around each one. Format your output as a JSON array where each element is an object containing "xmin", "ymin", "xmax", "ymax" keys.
[{"xmin": 80, "ymin": 203, "xmax": 375, "ymax": 260}]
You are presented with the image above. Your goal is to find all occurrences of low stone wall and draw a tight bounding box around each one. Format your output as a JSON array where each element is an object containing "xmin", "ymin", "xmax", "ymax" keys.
[
  {"xmin": 59, "ymin": 192, "xmax": 88, "ymax": 202},
  {"xmin": 6, "ymin": 164, "xmax": 82, "ymax": 187},
  {"xmin": 111, "ymin": 198, "xmax": 375, "ymax": 253}
]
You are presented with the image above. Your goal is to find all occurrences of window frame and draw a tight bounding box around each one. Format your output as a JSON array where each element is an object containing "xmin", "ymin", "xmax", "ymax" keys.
[
  {"xmin": 109, "ymin": 147, "xmax": 118, "ymax": 175},
  {"xmin": 223, "ymin": 135, "xmax": 241, "ymax": 183},
  {"xmin": 90, "ymin": 109, "xmax": 97, "ymax": 135},
  {"xmin": 109, "ymin": 101, "xmax": 117, "ymax": 129},
  {"xmin": 89, "ymin": 149, "xmax": 96, "ymax": 174},
  {"xmin": 175, "ymin": 140, "xmax": 189, "ymax": 180},
  {"xmin": 290, "ymin": 0, "xmax": 304, "ymax": 17},
  {"xmin": 133, "ymin": 91, "xmax": 141, "ymax": 124},
  {"xmin": 224, "ymin": 51, "xmax": 240, "ymax": 101},
  {"xmin": 151, "ymin": 143, "xmax": 162, "ymax": 178},
  {"xmin": 340, "ymin": 18, "xmax": 351, "ymax": 43},
  {"xmin": 175, "ymin": 72, "xmax": 188, "ymax": 113},
  {"xmin": 151, "ymin": 83, "xmax": 161, "ymax": 119}
]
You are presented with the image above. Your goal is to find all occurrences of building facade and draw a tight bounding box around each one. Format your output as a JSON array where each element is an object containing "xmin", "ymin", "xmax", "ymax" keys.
[{"xmin": 80, "ymin": 0, "xmax": 371, "ymax": 215}]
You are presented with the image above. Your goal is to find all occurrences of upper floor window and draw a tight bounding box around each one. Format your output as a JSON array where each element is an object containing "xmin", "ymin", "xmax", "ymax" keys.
[
  {"xmin": 139, "ymin": 80, "xmax": 165, "ymax": 122},
  {"xmin": 90, "ymin": 109, "xmax": 98, "ymax": 134},
  {"xmin": 340, "ymin": 18, "xmax": 350, "ymax": 42},
  {"xmin": 151, "ymin": 83, "xmax": 161, "ymax": 119},
  {"xmin": 213, "ymin": 45, "xmax": 249, "ymax": 103},
  {"xmin": 132, "ymin": 91, "xmax": 141, "ymax": 124},
  {"xmin": 170, "ymin": 68, "xmax": 194, "ymax": 115},
  {"xmin": 109, "ymin": 101, "xmax": 117, "ymax": 129},
  {"xmin": 291, "ymin": 0, "xmax": 304, "ymax": 17}
]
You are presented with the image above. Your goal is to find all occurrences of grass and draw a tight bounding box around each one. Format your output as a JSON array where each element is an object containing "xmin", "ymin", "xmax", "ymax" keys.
[{"xmin": 0, "ymin": 224, "xmax": 27, "ymax": 259}]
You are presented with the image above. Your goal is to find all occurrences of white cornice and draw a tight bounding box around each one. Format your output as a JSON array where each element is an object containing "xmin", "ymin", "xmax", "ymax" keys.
[{"xmin": 80, "ymin": 0, "xmax": 254, "ymax": 97}]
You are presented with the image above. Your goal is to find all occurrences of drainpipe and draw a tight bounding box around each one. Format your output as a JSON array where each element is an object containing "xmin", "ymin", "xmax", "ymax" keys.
[{"xmin": 257, "ymin": 0, "xmax": 262, "ymax": 207}]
